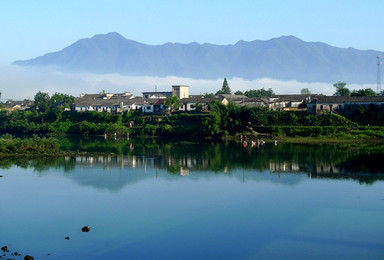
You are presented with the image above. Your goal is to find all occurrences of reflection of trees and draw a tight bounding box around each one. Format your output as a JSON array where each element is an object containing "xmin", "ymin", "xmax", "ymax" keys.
[
  {"xmin": 1, "ymin": 138, "xmax": 384, "ymax": 184},
  {"xmin": 0, "ymin": 157, "xmax": 76, "ymax": 173}
]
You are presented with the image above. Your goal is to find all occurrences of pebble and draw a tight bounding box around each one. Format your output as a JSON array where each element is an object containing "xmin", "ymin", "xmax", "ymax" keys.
[{"xmin": 81, "ymin": 226, "xmax": 91, "ymax": 232}]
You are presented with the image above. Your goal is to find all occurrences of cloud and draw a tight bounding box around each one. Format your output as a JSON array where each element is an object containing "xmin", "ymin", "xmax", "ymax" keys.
[{"xmin": 0, "ymin": 65, "xmax": 376, "ymax": 101}]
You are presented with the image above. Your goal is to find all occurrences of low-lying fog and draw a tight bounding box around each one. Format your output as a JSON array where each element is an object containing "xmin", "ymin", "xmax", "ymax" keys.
[{"xmin": 0, "ymin": 64, "xmax": 375, "ymax": 101}]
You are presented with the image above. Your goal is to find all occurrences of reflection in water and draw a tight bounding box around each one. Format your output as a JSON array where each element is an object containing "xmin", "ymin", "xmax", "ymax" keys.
[
  {"xmin": 1, "ymin": 138, "xmax": 384, "ymax": 260},
  {"xmin": 1, "ymin": 138, "xmax": 384, "ymax": 187}
]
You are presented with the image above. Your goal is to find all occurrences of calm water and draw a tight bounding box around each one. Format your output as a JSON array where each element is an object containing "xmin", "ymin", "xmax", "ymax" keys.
[{"xmin": 1, "ymin": 138, "xmax": 384, "ymax": 259}]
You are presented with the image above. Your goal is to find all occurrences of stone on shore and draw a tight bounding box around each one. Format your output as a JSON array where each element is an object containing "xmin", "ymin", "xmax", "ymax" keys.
[{"xmin": 81, "ymin": 226, "xmax": 91, "ymax": 232}]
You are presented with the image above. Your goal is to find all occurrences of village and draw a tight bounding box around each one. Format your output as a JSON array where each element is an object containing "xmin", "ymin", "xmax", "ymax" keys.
[{"xmin": 4, "ymin": 84, "xmax": 384, "ymax": 116}]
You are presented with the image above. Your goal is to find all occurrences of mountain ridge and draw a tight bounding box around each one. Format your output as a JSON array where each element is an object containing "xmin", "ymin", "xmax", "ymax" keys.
[{"xmin": 13, "ymin": 32, "xmax": 383, "ymax": 84}]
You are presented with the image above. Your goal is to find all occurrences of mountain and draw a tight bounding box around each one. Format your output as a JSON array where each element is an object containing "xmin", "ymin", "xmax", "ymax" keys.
[{"xmin": 13, "ymin": 32, "xmax": 383, "ymax": 83}]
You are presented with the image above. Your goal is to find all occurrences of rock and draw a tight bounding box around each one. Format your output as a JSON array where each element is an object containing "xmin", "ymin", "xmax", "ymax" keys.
[
  {"xmin": 81, "ymin": 226, "xmax": 91, "ymax": 232},
  {"xmin": 65, "ymin": 237, "xmax": 70, "ymax": 240},
  {"xmin": 24, "ymin": 255, "xmax": 35, "ymax": 260},
  {"xmin": 1, "ymin": 246, "xmax": 8, "ymax": 252}
]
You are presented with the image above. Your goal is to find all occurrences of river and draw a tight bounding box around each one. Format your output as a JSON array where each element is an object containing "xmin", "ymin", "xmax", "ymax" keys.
[{"xmin": 1, "ymin": 138, "xmax": 383, "ymax": 259}]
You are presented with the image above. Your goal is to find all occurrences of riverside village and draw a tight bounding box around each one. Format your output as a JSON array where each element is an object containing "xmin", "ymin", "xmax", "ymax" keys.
[{"xmin": 4, "ymin": 83, "xmax": 384, "ymax": 115}]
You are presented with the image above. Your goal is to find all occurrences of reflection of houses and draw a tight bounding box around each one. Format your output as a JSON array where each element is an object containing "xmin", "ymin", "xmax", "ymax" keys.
[
  {"xmin": 269, "ymin": 160, "xmax": 339, "ymax": 175},
  {"xmin": 308, "ymin": 96, "xmax": 384, "ymax": 115},
  {"xmin": 269, "ymin": 161, "xmax": 300, "ymax": 172}
]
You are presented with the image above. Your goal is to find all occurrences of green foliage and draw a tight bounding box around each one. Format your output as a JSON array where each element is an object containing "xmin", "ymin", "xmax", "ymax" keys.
[
  {"xmin": 301, "ymin": 88, "xmax": 311, "ymax": 95},
  {"xmin": 244, "ymin": 88, "xmax": 274, "ymax": 97},
  {"xmin": 51, "ymin": 92, "xmax": 75, "ymax": 108},
  {"xmin": 216, "ymin": 78, "xmax": 231, "ymax": 95},
  {"xmin": 0, "ymin": 134, "xmax": 60, "ymax": 154},
  {"xmin": 351, "ymin": 88, "xmax": 377, "ymax": 97},
  {"xmin": 234, "ymin": 90, "xmax": 244, "ymax": 95},
  {"xmin": 143, "ymin": 124, "xmax": 158, "ymax": 136},
  {"xmin": 164, "ymin": 96, "xmax": 182, "ymax": 114},
  {"xmin": 204, "ymin": 93, "xmax": 215, "ymax": 98},
  {"xmin": 106, "ymin": 124, "xmax": 129, "ymax": 136},
  {"xmin": 34, "ymin": 91, "xmax": 52, "ymax": 112},
  {"xmin": 333, "ymin": 81, "xmax": 350, "ymax": 96}
]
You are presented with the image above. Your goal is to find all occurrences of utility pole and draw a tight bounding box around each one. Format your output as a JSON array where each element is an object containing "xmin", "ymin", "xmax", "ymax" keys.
[{"xmin": 377, "ymin": 55, "xmax": 382, "ymax": 94}]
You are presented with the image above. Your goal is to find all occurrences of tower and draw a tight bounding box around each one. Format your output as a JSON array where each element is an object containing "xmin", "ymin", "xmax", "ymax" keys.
[{"xmin": 377, "ymin": 55, "xmax": 382, "ymax": 93}]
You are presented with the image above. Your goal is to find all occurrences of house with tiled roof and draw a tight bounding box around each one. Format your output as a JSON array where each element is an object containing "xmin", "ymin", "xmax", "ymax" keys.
[
  {"xmin": 74, "ymin": 92, "xmax": 140, "ymax": 112},
  {"xmin": 308, "ymin": 96, "xmax": 384, "ymax": 115}
]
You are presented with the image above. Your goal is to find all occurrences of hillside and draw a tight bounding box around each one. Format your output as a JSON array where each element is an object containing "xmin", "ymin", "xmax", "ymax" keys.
[{"xmin": 13, "ymin": 32, "xmax": 383, "ymax": 83}]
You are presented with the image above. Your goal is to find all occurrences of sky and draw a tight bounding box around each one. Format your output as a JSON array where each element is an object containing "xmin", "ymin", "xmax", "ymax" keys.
[{"xmin": 0, "ymin": 0, "xmax": 383, "ymax": 100}]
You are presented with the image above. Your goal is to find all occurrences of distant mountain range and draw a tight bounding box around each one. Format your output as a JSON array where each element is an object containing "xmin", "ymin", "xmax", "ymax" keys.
[{"xmin": 13, "ymin": 32, "xmax": 383, "ymax": 84}]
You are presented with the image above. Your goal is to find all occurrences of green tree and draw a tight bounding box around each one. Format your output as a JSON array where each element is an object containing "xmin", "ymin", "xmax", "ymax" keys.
[
  {"xmin": 244, "ymin": 88, "xmax": 274, "ymax": 97},
  {"xmin": 164, "ymin": 96, "xmax": 182, "ymax": 114},
  {"xmin": 204, "ymin": 92, "xmax": 215, "ymax": 98},
  {"xmin": 351, "ymin": 88, "xmax": 377, "ymax": 97},
  {"xmin": 333, "ymin": 81, "xmax": 350, "ymax": 96},
  {"xmin": 301, "ymin": 88, "xmax": 311, "ymax": 95},
  {"xmin": 234, "ymin": 90, "xmax": 244, "ymax": 95},
  {"xmin": 216, "ymin": 78, "xmax": 231, "ymax": 95},
  {"xmin": 34, "ymin": 91, "xmax": 52, "ymax": 112},
  {"xmin": 51, "ymin": 92, "xmax": 75, "ymax": 109}
]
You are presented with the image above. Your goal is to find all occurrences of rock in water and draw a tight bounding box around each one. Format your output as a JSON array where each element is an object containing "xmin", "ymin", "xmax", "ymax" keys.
[
  {"xmin": 81, "ymin": 226, "xmax": 91, "ymax": 232},
  {"xmin": 24, "ymin": 255, "xmax": 35, "ymax": 260},
  {"xmin": 1, "ymin": 246, "xmax": 8, "ymax": 252}
]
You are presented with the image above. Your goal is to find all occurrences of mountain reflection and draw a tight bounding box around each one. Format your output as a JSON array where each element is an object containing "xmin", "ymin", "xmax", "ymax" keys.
[{"xmin": 1, "ymin": 138, "xmax": 383, "ymax": 189}]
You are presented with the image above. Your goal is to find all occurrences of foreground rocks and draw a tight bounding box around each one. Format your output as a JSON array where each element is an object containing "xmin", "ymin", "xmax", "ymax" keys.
[{"xmin": 81, "ymin": 226, "xmax": 91, "ymax": 232}]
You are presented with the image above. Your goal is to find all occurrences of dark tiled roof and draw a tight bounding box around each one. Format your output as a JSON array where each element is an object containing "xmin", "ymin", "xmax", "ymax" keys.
[
  {"xmin": 74, "ymin": 96, "xmax": 142, "ymax": 107},
  {"xmin": 180, "ymin": 97, "xmax": 223, "ymax": 103},
  {"xmin": 312, "ymin": 96, "xmax": 384, "ymax": 103},
  {"xmin": 217, "ymin": 94, "xmax": 247, "ymax": 99},
  {"xmin": 271, "ymin": 94, "xmax": 319, "ymax": 102}
]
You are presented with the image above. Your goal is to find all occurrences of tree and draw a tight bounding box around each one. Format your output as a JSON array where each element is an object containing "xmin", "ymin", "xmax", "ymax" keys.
[
  {"xmin": 204, "ymin": 93, "xmax": 215, "ymax": 98},
  {"xmin": 164, "ymin": 96, "xmax": 182, "ymax": 114},
  {"xmin": 301, "ymin": 88, "xmax": 311, "ymax": 95},
  {"xmin": 216, "ymin": 78, "xmax": 231, "ymax": 95},
  {"xmin": 333, "ymin": 81, "xmax": 350, "ymax": 96},
  {"xmin": 244, "ymin": 88, "xmax": 274, "ymax": 97},
  {"xmin": 34, "ymin": 91, "xmax": 52, "ymax": 112},
  {"xmin": 351, "ymin": 88, "xmax": 377, "ymax": 97},
  {"xmin": 51, "ymin": 92, "xmax": 75, "ymax": 109},
  {"xmin": 234, "ymin": 90, "xmax": 244, "ymax": 96}
]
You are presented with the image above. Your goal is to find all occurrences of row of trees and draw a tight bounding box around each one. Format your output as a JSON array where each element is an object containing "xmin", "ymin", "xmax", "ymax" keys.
[
  {"xmin": 34, "ymin": 91, "xmax": 75, "ymax": 112},
  {"xmin": 201, "ymin": 100, "xmax": 362, "ymax": 136},
  {"xmin": 205, "ymin": 78, "xmax": 381, "ymax": 98},
  {"xmin": 333, "ymin": 82, "xmax": 378, "ymax": 97},
  {"xmin": 204, "ymin": 78, "xmax": 275, "ymax": 98}
]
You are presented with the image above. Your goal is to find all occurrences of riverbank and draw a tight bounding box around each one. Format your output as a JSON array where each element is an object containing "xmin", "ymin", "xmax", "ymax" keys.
[{"xmin": 275, "ymin": 136, "xmax": 384, "ymax": 144}]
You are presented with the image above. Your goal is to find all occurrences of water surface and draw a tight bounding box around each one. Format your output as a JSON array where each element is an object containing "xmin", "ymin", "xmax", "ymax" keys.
[{"xmin": 1, "ymin": 139, "xmax": 383, "ymax": 259}]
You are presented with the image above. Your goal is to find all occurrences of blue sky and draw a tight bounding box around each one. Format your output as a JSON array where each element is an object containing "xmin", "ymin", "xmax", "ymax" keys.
[
  {"xmin": 0, "ymin": 0, "xmax": 382, "ymax": 100},
  {"xmin": 1, "ymin": 0, "xmax": 383, "ymax": 63}
]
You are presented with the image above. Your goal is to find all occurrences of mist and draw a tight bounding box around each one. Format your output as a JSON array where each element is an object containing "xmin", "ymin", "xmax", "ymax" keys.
[{"xmin": 0, "ymin": 65, "xmax": 375, "ymax": 101}]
